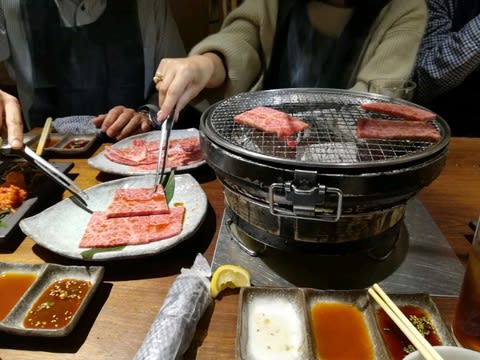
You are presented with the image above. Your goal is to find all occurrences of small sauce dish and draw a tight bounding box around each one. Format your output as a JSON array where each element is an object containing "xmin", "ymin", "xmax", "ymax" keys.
[{"xmin": 404, "ymin": 345, "xmax": 480, "ymax": 359}]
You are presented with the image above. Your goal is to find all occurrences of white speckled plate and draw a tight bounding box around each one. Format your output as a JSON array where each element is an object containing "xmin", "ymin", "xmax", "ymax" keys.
[
  {"xmin": 0, "ymin": 262, "xmax": 103, "ymax": 337},
  {"xmin": 19, "ymin": 174, "xmax": 208, "ymax": 261},
  {"xmin": 87, "ymin": 128, "xmax": 205, "ymax": 176}
]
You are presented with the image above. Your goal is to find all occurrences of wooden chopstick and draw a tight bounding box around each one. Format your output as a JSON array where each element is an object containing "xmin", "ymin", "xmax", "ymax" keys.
[
  {"xmin": 368, "ymin": 283, "xmax": 443, "ymax": 360},
  {"xmin": 36, "ymin": 117, "xmax": 52, "ymax": 156}
]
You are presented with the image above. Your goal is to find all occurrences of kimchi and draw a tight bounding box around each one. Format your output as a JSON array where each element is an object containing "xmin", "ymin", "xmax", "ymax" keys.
[{"xmin": 0, "ymin": 171, "xmax": 28, "ymax": 211}]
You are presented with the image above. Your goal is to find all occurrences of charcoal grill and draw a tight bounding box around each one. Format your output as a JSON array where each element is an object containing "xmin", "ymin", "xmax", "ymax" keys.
[{"xmin": 199, "ymin": 88, "xmax": 450, "ymax": 253}]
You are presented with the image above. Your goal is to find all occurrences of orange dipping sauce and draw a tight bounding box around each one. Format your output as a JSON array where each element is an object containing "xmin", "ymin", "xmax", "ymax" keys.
[
  {"xmin": 45, "ymin": 138, "xmax": 60, "ymax": 148},
  {"xmin": 310, "ymin": 302, "xmax": 374, "ymax": 360},
  {"xmin": 0, "ymin": 272, "xmax": 37, "ymax": 320},
  {"xmin": 23, "ymin": 278, "xmax": 91, "ymax": 329}
]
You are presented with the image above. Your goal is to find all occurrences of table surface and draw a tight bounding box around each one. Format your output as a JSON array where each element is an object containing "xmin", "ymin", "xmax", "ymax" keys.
[{"xmin": 0, "ymin": 137, "xmax": 479, "ymax": 359}]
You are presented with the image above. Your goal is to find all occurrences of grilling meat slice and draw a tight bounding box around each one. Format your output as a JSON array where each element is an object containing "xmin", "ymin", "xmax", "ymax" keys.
[
  {"xmin": 360, "ymin": 102, "xmax": 436, "ymax": 122},
  {"xmin": 356, "ymin": 118, "xmax": 441, "ymax": 142},
  {"xmin": 234, "ymin": 106, "xmax": 309, "ymax": 137}
]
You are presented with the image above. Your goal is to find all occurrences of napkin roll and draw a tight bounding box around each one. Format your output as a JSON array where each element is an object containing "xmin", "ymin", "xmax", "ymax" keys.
[
  {"xmin": 133, "ymin": 254, "xmax": 212, "ymax": 360},
  {"xmin": 52, "ymin": 115, "xmax": 100, "ymax": 135}
]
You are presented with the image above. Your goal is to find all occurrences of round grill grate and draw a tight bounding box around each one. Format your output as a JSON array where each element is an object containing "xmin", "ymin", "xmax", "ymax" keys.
[{"xmin": 201, "ymin": 88, "xmax": 450, "ymax": 169}]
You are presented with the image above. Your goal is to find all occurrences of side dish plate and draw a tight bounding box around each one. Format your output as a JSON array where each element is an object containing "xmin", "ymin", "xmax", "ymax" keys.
[
  {"xmin": 19, "ymin": 174, "xmax": 208, "ymax": 261},
  {"xmin": 33, "ymin": 133, "xmax": 99, "ymax": 156},
  {"xmin": 0, "ymin": 262, "xmax": 104, "ymax": 337},
  {"xmin": 237, "ymin": 287, "xmax": 456, "ymax": 360},
  {"xmin": 0, "ymin": 161, "xmax": 74, "ymax": 241},
  {"xmin": 87, "ymin": 128, "xmax": 205, "ymax": 176}
]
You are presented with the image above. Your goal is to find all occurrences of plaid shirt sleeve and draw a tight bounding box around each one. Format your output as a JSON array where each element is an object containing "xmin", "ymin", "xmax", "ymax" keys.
[{"xmin": 414, "ymin": 0, "xmax": 480, "ymax": 104}]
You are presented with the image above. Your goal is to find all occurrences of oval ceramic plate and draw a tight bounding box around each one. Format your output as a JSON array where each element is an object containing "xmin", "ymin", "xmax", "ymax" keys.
[
  {"xmin": 0, "ymin": 262, "xmax": 104, "ymax": 337},
  {"xmin": 87, "ymin": 128, "xmax": 205, "ymax": 176},
  {"xmin": 19, "ymin": 174, "xmax": 208, "ymax": 261}
]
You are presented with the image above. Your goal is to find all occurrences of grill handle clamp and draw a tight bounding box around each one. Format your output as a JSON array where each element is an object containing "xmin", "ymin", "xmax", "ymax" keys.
[{"xmin": 268, "ymin": 170, "xmax": 343, "ymax": 222}]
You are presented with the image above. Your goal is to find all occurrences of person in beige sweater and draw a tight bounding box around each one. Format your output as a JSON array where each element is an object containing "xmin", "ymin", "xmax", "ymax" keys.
[{"xmin": 155, "ymin": 0, "xmax": 427, "ymax": 122}]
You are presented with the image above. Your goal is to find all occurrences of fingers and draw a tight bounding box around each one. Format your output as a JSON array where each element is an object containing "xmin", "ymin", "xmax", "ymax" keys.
[
  {"xmin": 91, "ymin": 114, "xmax": 106, "ymax": 128},
  {"xmin": 114, "ymin": 113, "xmax": 146, "ymax": 140},
  {"xmin": 101, "ymin": 106, "xmax": 149, "ymax": 141},
  {"xmin": 0, "ymin": 91, "xmax": 24, "ymax": 149},
  {"xmin": 155, "ymin": 56, "xmax": 213, "ymax": 122},
  {"xmin": 157, "ymin": 79, "xmax": 192, "ymax": 122}
]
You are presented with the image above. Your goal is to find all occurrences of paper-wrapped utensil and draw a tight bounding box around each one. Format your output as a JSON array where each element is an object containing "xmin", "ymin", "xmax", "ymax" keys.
[
  {"xmin": 133, "ymin": 253, "xmax": 212, "ymax": 360},
  {"xmin": 52, "ymin": 115, "xmax": 100, "ymax": 135}
]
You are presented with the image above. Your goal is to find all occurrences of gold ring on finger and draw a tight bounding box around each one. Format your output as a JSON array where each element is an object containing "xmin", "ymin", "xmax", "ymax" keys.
[{"xmin": 153, "ymin": 72, "xmax": 164, "ymax": 84}]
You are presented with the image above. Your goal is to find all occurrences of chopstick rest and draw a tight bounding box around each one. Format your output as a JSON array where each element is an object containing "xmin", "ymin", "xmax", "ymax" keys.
[{"xmin": 368, "ymin": 283, "xmax": 444, "ymax": 360}]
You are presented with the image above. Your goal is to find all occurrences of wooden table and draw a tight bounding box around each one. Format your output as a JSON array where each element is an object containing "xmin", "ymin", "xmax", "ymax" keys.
[{"xmin": 0, "ymin": 137, "xmax": 479, "ymax": 359}]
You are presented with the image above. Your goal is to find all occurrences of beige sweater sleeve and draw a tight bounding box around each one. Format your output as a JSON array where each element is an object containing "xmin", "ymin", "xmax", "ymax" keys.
[{"xmin": 189, "ymin": 0, "xmax": 277, "ymax": 101}]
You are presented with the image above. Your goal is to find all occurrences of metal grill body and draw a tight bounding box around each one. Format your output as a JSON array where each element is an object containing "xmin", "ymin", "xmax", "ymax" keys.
[{"xmin": 200, "ymin": 89, "xmax": 450, "ymax": 252}]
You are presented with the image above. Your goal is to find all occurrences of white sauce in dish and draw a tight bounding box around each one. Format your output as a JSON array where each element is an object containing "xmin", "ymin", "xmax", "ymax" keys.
[{"xmin": 246, "ymin": 297, "xmax": 305, "ymax": 360}]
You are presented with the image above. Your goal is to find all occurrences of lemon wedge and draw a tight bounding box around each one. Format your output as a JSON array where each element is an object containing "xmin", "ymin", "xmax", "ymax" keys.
[{"xmin": 210, "ymin": 264, "xmax": 251, "ymax": 298}]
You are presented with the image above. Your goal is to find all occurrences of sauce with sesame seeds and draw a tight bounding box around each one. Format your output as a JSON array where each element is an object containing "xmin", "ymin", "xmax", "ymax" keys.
[
  {"xmin": 376, "ymin": 306, "xmax": 442, "ymax": 360},
  {"xmin": 23, "ymin": 279, "xmax": 92, "ymax": 329}
]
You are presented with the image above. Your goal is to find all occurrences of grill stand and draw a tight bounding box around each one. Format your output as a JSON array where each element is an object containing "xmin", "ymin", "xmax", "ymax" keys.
[{"xmin": 211, "ymin": 196, "xmax": 464, "ymax": 296}]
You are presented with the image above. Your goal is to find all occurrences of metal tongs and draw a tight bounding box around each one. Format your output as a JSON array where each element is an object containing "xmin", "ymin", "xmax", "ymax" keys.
[
  {"xmin": 0, "ymin": 141, "xmax": 89, "ymax": 207},
  {"xmin": 153, "ymin": 112, "xmax": 175, "ymax": 192}
]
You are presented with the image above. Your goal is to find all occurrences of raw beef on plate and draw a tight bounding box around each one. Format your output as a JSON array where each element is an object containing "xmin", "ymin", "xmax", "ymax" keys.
[
  {"xmin": 79, "ymin": 206, "xmax": 185, "ymax": 248},
  {"xmin": 104, "ymin": 136, "xmax": 203, "ymax": 170},
  {"xmin": 105, "ymin": 187, "xmax": 169, "ymax": 218}
]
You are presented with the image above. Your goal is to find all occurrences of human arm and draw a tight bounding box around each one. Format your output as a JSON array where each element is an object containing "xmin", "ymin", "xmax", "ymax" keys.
[
  {"xmin": 140, "ymin": 0, "xmax": 186, "ymax": 108},
  {"xmin": 414, "ymin": 0, "xmax": 480, "ymax": 104},
  {"xmin": 350, "ymin": 0, "xmax": 427, "ymax": 92},
  {"xmin": 155, "ymin": 53, "xmax": 226, "ymax": 121},
  {"xmin": 156, "ymin": 0, "xmax": 273, "ymax": 121},
  {"xmin": 0, "ymin": 8, "xmax": 22, "ymax": 147},
  {"xmin": 0, "ymin": 90, "xmax": 24, "ymax": 149},
  {"xmin": 95, "ymin": 1, "xmax": 187, "ymax": 138}
]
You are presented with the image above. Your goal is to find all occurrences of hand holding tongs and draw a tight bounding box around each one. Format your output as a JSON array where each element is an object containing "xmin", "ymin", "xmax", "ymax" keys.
[
  {"xmin": 153, "ymin": 111, "xmax": 175, "ymax": 193},
  {"xmin": 0, "ymin": 140, "xmax": 89, "ymax": 207}
]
